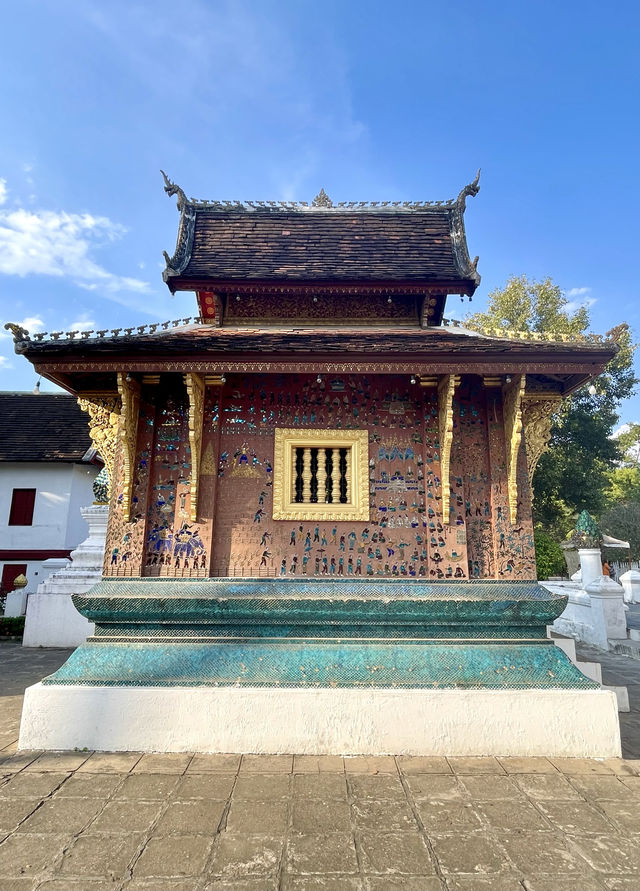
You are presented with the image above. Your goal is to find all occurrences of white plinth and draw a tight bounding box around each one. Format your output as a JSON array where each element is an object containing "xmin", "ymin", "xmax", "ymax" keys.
[
  {"xmin": 3, "ymin": 589, "xmax": 28, "ymax": 618},
  {"xmin": 22, "ymin": 594, "xmax": 95, "ymax": 648},
  {"xmin": 22, "ymin": 504, "xmax": 106, "ymax": 648},
  {"xmin": 585, "ymin": 575, "xmax": 628, "ymax": 641},
  {"xmin": 18, "ymin": 683, "xmax": 621, "ymax": 757}
]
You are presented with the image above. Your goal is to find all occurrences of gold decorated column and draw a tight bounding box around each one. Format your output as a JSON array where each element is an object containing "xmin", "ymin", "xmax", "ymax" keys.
[
  {"xmin": 438, "ymin": 374, "xmax": 459, "ymax": 524},
  {"xmin": 502, "ymin": 374, "xmax": 526, "ymax": 524},
  {"xmin": 330, "ymin": 448, "xmax": 339, "ymax": 503},
  {"xmin": 185, "ymin": 372, "xmax": 205, "ymax": 521},
  {"xmin": 317, "ymin": 448, "xmax": 326, "ymax": 503},
  {"xmin": 302, "ymin": 448, "xmax": 312, "ymax": 503},
  {"xmin": 116, "ymin": 373, "xmax": 141, "ymax": 523}
]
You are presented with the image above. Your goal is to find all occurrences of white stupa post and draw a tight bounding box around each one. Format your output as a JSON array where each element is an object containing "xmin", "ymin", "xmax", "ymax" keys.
[
  {"xmin": 22, "ymin": 496, "xmax": 109, "ymax": 648},
  {"xmin": 620, "ymin": 569, "xmax": 640, "ymax": 605},
  {"xmin": 585, "ymin": 575, "xmax": 628, "ymax": 643},
  {"xmin": 578, "ymin": 548, "xmax": 603, "ymax": 588},
  {"xmin": 3, "ymin": 574, "xmax": 29, "ymax": 618}
]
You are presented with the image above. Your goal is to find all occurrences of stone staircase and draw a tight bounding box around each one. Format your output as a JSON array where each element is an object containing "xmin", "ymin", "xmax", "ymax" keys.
[{"xmin": 549, "ymin": 629, "xmax": 629, "ymax": 711}]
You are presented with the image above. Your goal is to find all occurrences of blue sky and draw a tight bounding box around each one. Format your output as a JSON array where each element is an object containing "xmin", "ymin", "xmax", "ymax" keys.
[{"xmin": 1, "ymin": 0, "xmax": 639, "ymax": 422}]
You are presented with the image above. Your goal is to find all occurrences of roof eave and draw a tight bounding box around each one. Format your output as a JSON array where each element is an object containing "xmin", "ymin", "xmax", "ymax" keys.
[{"xmin": 164, "ymin": 276, "xmax": 479, "ymax": 296}]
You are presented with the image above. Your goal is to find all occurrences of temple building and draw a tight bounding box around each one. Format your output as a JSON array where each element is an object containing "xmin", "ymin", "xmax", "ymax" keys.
[{"xmin": 8, "ymin": 173, "xmax": 622, "ymax": 755}]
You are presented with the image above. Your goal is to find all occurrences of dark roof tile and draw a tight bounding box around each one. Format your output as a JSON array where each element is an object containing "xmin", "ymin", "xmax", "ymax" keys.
[
  {"xmin": 0, "ymin": 393, "xmax": 92, "ymax": 462},
  {"xmin": 161, "ymin": 177, "xmax": 481, "ymax": 294}
]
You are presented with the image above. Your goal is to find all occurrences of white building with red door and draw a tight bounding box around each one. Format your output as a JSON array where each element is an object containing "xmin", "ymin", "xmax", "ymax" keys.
[{"xmin": 0, "ymin": 393, "xmax": 100, "ymax": 602}]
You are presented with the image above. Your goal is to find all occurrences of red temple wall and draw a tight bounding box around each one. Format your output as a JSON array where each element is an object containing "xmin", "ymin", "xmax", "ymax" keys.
[{"xmin": 103, "ymin": 372, "xmax": 537, "ymax": 581}]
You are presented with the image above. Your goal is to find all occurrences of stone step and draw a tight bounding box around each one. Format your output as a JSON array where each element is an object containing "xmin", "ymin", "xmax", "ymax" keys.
[
  {"xmin": 609, "ymin": 638, "xmax": 640, "ymax": 660},
  {"xmin": 549, "ymin": 632, "xmax": 577, "ymax": 663},
  {"xmin": 550, "ymin": 630, "xmax": 627, "ymax": 711},
  {"xmin": 575, "ymin": 660, "xmax": 602, "ymax": 684},
  {"xmin": 602, "ymin": 685, "xmax": 630, "ymax": 712}
]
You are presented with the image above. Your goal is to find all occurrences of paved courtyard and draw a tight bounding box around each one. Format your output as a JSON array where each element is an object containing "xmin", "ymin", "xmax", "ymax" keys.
[{"xmin": 1, "ymin": 642, "xmax": 640, "ymax": 890}]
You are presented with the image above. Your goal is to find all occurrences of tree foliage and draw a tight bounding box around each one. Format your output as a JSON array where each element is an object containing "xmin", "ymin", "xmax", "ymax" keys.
[
  {"xmin": 599, "ymin": 502, "xmax": 640, "ymax": 561},
  {"xmin": 533, "ymin": 529, "xmax": 567, "ymax": 579},
  {"xmin": 466, "ymin": 275, "xmax": 638, "ymax": 540},
  {"xmin": 467, "ymin": 275, "xmax": 589, "ymax": 336}
]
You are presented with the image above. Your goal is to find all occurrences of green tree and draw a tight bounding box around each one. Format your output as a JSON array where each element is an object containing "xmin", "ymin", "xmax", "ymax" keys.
[
  {"xmin": 616, "ymin": 423, "xmax": 640, "ymax": 467},
  {"xmin": 599, "ymin": 502, "xmax": 640, "ymax": 561},
  {"xmin": 466, "ymin": 276, "xmax": 638, "ymax": 540},
  {"xmin": 467, "ymin": 275, "xmax": 589, "ymax": 336},
  {"xmin": 604, "ymin": 424, "xmax": 640, "ymax": 508},
  {"xmin": 533, "ymin": 529, "xmax": 567, "ymax": 579}
]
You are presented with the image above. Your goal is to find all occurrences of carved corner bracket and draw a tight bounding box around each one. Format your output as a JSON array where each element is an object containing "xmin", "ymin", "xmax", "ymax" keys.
[
  {"xmin": 116, "ymin": 373, "xmax": 141, "ymax": 522},
  {"xmin": 522, "ymin": 395, "xmax": 561, "ymax": 489},
  {"xmin": 502, "ymin": 374, "xmax": 526, "ymax": 524},
  {"xmin": 438, "ymin": 374, "xmax": 460, "ymax": 524},
  {"xmin": 185, "ymin": 372, "xmax": 205, "ymax": 522},
  {"xmin": 77, "ymin": 391, "xmax": 121, "ymax": 498}
]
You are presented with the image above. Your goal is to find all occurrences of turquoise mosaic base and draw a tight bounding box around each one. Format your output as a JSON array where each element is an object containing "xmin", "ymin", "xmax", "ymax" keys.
[
  {"xmin": 74, "ymin": 578, "xmax": 566, "ymax": 641},
  {"xmin": 39, "ymin": 578, "xmax": 595, "ymax": 691},
  {"xmin": 43, "ymin": 640, "xmax": 595, "ymax": 690}
]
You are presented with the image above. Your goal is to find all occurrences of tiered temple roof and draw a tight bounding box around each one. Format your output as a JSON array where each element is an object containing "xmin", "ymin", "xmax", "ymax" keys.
[{"xmin": 160, "ymin": 172, "xmax": 482, "ymax": 325}]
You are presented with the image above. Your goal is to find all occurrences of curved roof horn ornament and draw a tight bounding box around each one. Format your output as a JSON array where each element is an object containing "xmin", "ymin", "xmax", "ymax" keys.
[
  {"xmin": 455, "ymin": 169, "xmax": 481, "ymax": 212},
  {"xmin": 160, "ymin": 170, "xmax": 188, "ymax": 213}
]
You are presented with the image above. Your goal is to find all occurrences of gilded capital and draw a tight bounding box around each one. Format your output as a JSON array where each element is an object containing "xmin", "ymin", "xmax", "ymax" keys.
[
  {"xmin": 522, "ymin": 396, "xmax": 561, "ymax": 488},
  {"xmin": 77, "ymin": 392, "xmax": 121, "ymax": 498}
]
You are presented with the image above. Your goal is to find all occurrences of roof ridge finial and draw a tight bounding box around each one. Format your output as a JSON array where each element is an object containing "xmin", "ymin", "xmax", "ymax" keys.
[
  {"xmin": 161, "ymin": 170, "xmax": 188, "ymax": 212},
  {"xmin": 312, "ymin": 188, "xmax": 333, "ymax": 208},
  {"xmin": 455, "ymin": 169, "xmax": 481, "ymax": 211}
]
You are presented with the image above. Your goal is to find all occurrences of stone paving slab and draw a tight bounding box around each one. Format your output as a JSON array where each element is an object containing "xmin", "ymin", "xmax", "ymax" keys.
[{"xmin": 1, "ymin": 641, "xmax": 640, "ymax": 888}]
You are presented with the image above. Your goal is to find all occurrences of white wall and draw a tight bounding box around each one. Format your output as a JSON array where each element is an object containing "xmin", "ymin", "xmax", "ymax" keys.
[{"xmin": 0, "ymin": 462, "xmax": 98, "ymax": 592}]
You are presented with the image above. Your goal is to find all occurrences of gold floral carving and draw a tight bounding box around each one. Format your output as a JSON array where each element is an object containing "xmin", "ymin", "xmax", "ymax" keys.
[
  {"xmin": 77, "ymin": 391, "xmax": 121, "ymax": 497},
  {"xmin": 201, "ymin": 441, "xmax": 216, "ymax": 475},
  {"xmin": 522, "ymin": 396, "xmax": 561, "ymax": 488},
  {"xmin": 116, "ymin": 373, "xmax": 141, "ymax": 522},
  {"xmin": 273, "ymin": 428, "xmax": 370, "ymax": 521},
  {"xmin": 438, "ymin": 374, "xmax": 459, "ymax": 525},
  {"xmin": 37, "ymin": 360, "xmax": 601, "ymax": 376},
  {"xmin": 502, "ymin": 374, "xmax": 526, "ymax": 524},
  {"xmin": 185, "ymin": 372, "xmax": 205, "ymax": 521}
]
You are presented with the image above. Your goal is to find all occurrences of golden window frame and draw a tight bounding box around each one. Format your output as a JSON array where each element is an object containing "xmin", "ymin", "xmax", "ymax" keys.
[{"xmin": 272, "ymin": 428, "xmax": 370, "ymax": 521}]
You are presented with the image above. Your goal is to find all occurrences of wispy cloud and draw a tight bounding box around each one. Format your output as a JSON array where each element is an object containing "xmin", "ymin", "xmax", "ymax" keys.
[
  {"xmin": 79, "ymin": 1, "xmax": 367, "ymax": 198},
  {"xmin": 564, "ymin": 286, "xmax": 596, "ymax": 314},
  {"xmin": 611, "ymin": 423, "xmax": 631, "ymax": 439},
  {"xmin": 0, "ymin": 201, "xmax": 150, "ymax": 296},
  {"xmin": 0, "ymin": 179, "xmax": 7, "ymax": 206},
  {"xmin": 68, "ymin": 313, "xmax": 95, "ymax": 332}
]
